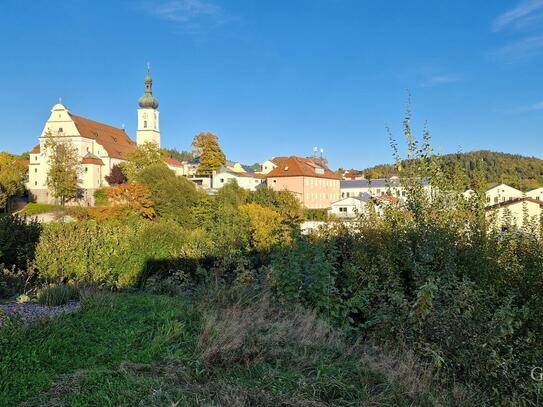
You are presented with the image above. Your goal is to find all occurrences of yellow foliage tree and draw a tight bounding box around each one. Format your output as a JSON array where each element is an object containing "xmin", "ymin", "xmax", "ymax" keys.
[
  {"xmin": 240, "ymin": 203, "xmax": 291, "ymax": 251},
  {"xmin": 107, "ymin": 183, "xmax": 156, "ymax": 219}
]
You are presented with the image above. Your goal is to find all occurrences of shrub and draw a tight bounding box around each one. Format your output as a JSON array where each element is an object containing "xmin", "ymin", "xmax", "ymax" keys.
[
  {"xmin": 36, "ymin": 284, "xmax": 78, "ymax": 306},
  {"xmin": 240, "ymin": 203, "xmax": 291, "ymax": 251},
  {"xmin": 93, "ymin": 188, "xmax": 108, "ymax": 207},
  {"xmin": 0, "ymin": 214, "xmax": 41, "ymax": 270},
  {"xmin": 34, "ymin": 220, "xmax": 214, "ymax": 289},
  {"xmin": 136, "ymin": 164, "xmax": 198, "ymax": 226}
]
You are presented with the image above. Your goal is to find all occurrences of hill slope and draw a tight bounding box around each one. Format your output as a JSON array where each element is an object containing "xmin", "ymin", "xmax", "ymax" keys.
[{"xmin": 362, "ymin": 150, "xmax": 543, "ymax": 191}]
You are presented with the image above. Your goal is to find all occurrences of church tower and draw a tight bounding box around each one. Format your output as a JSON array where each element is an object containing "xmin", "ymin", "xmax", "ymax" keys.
[{"xmin": 136, "ymin": 64, "xmax": 160, "ymax": 147}]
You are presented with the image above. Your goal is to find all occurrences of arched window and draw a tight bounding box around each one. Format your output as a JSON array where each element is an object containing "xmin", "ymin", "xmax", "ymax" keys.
[{"xmin": 144, "ymin": 120, "xmax": 147, "ymax": 129}]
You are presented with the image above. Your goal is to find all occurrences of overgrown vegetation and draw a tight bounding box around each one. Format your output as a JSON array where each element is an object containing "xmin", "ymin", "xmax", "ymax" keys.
[
  {"xmin": 36, "ymin": 284, "xmax": 78, "ymax": 306},
  {"xmin": 1, "ymin": 109, "xmax": 543, "ymax": 404},
  {"xmin": 0, "ymin": 291, "xmax": 467, "ymax": 406}
]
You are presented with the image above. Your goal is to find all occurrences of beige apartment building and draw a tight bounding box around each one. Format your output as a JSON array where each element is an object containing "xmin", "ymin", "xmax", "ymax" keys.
[
  {"xmin": 486, "ymin": 197, "xmax": 543, "ymax": 231},
  {"xmin": 267, "ymin": 156, "xmax": 340, "ymax": 209}
]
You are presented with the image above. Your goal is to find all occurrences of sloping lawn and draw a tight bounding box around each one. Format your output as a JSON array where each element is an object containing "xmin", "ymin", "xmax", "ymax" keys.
[
  {"xmin": 0, "ymin": 293, "xmax": 199, "ymax": 406},
  {"xmin": 0, "ymin": 292, "xmax": 460, "ymax": 406}
]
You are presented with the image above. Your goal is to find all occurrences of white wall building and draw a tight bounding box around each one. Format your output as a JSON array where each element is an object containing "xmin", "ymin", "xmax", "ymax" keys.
[
  {"xmin": 526, "ymin": 187, "xmax": 543, "ymax": 202},
  {"xmin": 486, "ymin": 197, "xmax": 543, "ymax": 231},
  {"xmin": 340, "ymin": 178, "xmax": 431, "ymax": 202},
  {"xmin": 28, "ymin": 68, "xmax": 161, "ymax": 205},
  {"xmin": 485, "ymin": 184, "xmax": 523, "ymax": 206},
  {"xmin": 212, "ymin": 169, "xmax": 266, "ymax": 191},
  {"xmin": 329, "ymin": 194, "xmax": 373, "ymax": 218}
]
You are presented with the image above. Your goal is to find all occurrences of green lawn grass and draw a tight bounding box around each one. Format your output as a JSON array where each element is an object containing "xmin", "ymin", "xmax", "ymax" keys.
[
  {"xmin": 17, "ymin": 203, "xmax": 64, "ymax": 216},
  {"xmin": 0, "ymin": 292, "xmax": 460, "ymax": 406}
]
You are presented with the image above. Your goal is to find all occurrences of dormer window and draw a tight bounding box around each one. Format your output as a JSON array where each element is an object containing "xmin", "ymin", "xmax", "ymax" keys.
[{"xmin": 284, "ymin": 166, "xmax": 289, "ymax": 171}]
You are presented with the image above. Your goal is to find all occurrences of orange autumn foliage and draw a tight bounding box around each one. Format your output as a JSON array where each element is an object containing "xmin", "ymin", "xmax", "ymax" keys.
[{"xmin": 107, "ymin": 183, "xmax": 156, "ymax": 219}]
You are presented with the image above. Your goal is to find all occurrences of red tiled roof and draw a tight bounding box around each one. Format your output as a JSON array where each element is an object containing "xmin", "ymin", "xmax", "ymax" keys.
[
  {"xmin": 31, "ymin": 144, "xmax": 40, "ymax": 154},
  {"xmin": 232, "ymin": 171, "xmax": 266, "ymax": 179},
  {"xmin": 485, "ymin": 197, "xmax": 543, "ymax": 211},
  {"xmin": 343, "ymin": 169, "xmax": 363, "ymax": 180},
  {"xmin": 70, "ymin": 113, "xmax": 136, "ymax": 159},
  {"xmin": 266, "ymin": 156, "xmax": 341, "ymax": 180},
  {"xmin": 165, "ymin": 157, "xmax": 182, "ymax": 168},
  {"xmin": 270, "ymin": 156, "xmax": 288, "ymax": 165},
  {"xmin": 82, "ymin": 157, "xmax": 104, "ymax": 166}
]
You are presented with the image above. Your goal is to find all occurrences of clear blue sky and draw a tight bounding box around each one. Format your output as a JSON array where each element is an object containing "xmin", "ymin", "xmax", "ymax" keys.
[{"xmin": 1, "ymin": 0, "xmax": 542, "ymax": 169}]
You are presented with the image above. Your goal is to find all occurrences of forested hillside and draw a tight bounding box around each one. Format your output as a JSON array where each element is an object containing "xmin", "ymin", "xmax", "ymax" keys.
[{"xmin": 363, "ymin": 150, "xmax": 543, "ymax": 190}]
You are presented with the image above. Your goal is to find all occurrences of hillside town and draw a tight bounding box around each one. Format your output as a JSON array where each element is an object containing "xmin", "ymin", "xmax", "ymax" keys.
[{"xmin": 18, "ymin": 69, "xmax": 543, "ymax": 233}]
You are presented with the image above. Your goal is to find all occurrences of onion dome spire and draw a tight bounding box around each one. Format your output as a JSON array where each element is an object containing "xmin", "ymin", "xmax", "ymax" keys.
[{"xmin": 138, "ymin": 63, "xmax": 159, "ymax": 109}]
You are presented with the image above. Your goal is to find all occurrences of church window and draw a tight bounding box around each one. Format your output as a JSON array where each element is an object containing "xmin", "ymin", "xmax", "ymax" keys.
[
  {"xmin": 144, "ymin": 120, "xmax": 147, "ymax": 128},
  {"xmin": 34, "ymin": 181, "xmax": 37, "ymax": 186},
  {"xmin": 58, "ymin": 127, "xmax": 63, "ymax": 132},
  {"xmin": 85, "ymin": 167, "xmax": 88, "ymax": 172},
  {"xmin": 34, "ymin": 168, "xmax": 37, "ymax": 173}
]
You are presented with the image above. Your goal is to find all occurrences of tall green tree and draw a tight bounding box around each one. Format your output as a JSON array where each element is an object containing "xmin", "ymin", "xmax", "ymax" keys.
[
  {"xmin": 0, "ymin": 152, "xmax": 27, "ymax": 212},
  {"xmin": 44, "ymin": 137, "xmax": 82, "ymax": 205},
  {"xmin": 136, "ymin": 163, "xmax": 198, "ymax": 226},
  {"xmin": 192, "ymin": 132, "xmax": 226, "ymax": 176},
  {"xmin": 122, "ymin": 142, "xmax": 165, "ymax": 182}
]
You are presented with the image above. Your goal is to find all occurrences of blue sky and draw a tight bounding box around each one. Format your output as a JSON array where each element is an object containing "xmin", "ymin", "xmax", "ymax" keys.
[{"xmin": 1, "ymin": 0, "xmax": 542, "ymax": 169}]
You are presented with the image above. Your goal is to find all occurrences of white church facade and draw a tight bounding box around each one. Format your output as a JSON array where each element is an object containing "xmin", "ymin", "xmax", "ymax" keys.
[{"xmin": 28, "ymin": 68, "xmax": 162, "ymax": 205}]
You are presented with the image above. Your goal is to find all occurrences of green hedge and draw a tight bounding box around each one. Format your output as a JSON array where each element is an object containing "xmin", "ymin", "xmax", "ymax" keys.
[{"xmin": 34, "ymin": 220, "xmax": 213, "ymax": 288}]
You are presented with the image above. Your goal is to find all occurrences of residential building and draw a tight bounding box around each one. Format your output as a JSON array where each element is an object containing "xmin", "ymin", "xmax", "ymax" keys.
[
  {"xmin": 267, "ymin": 156, "xmax": 340, "ymax": 209},
  {"xmin": 526, "ymin": 187, "xmax": 543, "ymax": 202},
  {"xmin": 340, "ymin": 177, "xmax": 430, "ymax": 202},
  {"xmin": 164, "ymin": 157, "xmax": 184, "ymax": 176},
  {"xmin": 28, "ymin": 67, "xmax": 161, "ymax": 205},
  {"xmin": 258, "ymin": 157, "xmax": 287, "ymax": 174},
  {"xmin": 341, "ymin": 169, "xmax": 365, "ymax": 180},
  {"xmin": 485, "ymin": 183, "xmax": 523, "ymax": 206},
  {"xmin": 486, "ymin": 197, "xmax": 543, "ymax": 231},
  {"xmin": 329, "ymin": 193, "xmax": 373, "ymax": 218},
  {"xmin": 212, "ymin": 168, "xmax": 266, "ymax": 191}
]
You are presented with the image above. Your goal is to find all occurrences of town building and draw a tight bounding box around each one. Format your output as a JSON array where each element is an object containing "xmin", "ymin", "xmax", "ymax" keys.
[
  {"xmin": 486, "ymin": 197, "xmax": 543, "ymax": 231},
  {"xmin": 341, "ymin": 169, "xmax": 365, "ymax": 180},
  {"xmin": 28, "ymin": 68, "xmax": 167, "ymax": 205},
  {"xmin": 257, "ymin": 157, "xmax": 287, "ymax": 174},
  {"xmin": 212, "ymin": 168, "xmax": 266, "ymax": 191},
  {"xmin": 328, "ymin": 193, "xmax": 373, "ymax": 218},
  {"xmin": 267, "ymin": 156, "xmax": 340, "ymax": 209},
  {"xmin": 340, "ymin": 177, "xmax": 431, "ymax": 202},
  {"xmin": 485, "ymin": 183, "xmax": 523, "ymax": 206},
  {"xmin": 526, "ymin": 187, "xmax": 543, "ymax": 202}
]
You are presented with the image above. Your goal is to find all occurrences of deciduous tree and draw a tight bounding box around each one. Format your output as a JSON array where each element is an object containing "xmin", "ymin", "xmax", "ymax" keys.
[
  {"xmin": 105, "ymin": 164, "xmax": 127, "ymax": 185},
  {"xmin": 44, "ymin": 137, "xmax": 82, "ymax": 205},
  {"xmin": 0, "ymin": 152, "xmax": 27, "ymax": 212},
  {"xmin": 191, "ymin": 132, "xmax": 226, "ymax": 176},
  {"xmin": 107, "ymin": 183, "xmax": 156, "ymax": 219},
  {"xmin": 122, "ymin": 142, "xmax": 165, "ymax": 182}
]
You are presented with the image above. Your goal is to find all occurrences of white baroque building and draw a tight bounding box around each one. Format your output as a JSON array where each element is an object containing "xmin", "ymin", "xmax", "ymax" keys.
[{"xmin": 28, "ymin": 68, "xmax": 161, "ymax": 205}]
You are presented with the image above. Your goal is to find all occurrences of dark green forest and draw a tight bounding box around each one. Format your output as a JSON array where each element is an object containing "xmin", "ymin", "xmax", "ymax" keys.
[{"xmin": 363, "ymin": 150, "xmax": 543, "ymax": 190}]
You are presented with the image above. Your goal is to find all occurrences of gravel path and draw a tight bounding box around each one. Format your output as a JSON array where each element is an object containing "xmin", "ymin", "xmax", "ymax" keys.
[{"xmin": 0, "ymin": 301, "xmax": 80, "ymax": 327}]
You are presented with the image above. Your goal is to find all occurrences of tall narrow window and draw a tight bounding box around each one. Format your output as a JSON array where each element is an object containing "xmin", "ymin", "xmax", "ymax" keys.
[{"xmin": 144, "ymin": 120, "xmax": 147, "ymax": 128}]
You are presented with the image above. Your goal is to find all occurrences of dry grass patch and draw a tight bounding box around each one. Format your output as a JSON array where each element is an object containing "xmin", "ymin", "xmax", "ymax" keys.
[{"xmin": 198, "ymin": 294, "xmax": 341, "ymax": 369}]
